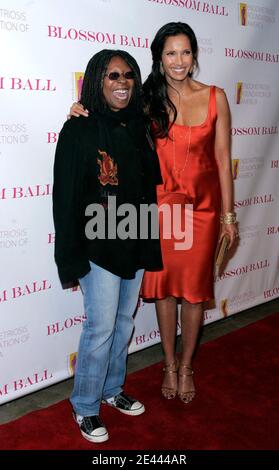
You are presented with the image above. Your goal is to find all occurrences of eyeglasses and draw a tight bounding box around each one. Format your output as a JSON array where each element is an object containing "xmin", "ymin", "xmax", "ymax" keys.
[{"xmin": 104, "ymin": 71, "xmax": 135, "ymax": 81}]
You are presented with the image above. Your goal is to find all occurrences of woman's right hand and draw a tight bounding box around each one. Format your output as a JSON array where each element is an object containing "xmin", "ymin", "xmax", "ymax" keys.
[{"xmin": 68, "ymin": 102, "xmax": 89, "ymax": 118}]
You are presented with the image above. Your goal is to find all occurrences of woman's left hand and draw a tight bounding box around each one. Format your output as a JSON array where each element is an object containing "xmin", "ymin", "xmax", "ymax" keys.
[{"xmin": 220, "ymin": 224, "xmax": 239, "ymax": 249}]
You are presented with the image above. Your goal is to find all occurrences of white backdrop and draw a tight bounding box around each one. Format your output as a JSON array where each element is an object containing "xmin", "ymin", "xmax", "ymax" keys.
[{"xmin": 0, "ymin": 0, "xmax": 278, "ymax": 404}]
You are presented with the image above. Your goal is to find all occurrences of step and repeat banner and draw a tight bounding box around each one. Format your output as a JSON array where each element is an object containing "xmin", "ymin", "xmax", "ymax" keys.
[{"xmin": 0, "ymin": 0, "xmax": 278, "ymax": 403}]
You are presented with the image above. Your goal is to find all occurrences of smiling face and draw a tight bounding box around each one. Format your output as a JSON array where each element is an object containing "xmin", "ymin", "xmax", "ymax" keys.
[
  {"xmin": 161, "ymin": 34, "xmax": 193, "ymax": 84},
  {"xmin": 102, "ymin": 56, "xmax": 135, "ymax": 112}
]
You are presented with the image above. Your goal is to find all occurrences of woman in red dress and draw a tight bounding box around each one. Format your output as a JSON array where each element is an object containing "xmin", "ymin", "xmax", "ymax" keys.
[{"xmin": 141, "ymin": 23, "xmax": 237, "ymax": 403}]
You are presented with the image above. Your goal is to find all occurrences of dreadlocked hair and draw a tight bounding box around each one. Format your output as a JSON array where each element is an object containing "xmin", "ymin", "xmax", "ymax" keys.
[{"xmin": 80, "ymin": 49, "xmax": 143, "ymax": 114}]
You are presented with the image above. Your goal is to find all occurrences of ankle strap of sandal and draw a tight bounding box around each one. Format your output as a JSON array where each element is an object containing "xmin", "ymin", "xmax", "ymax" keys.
[
  {"xmin": 179, "ymin": 365, "xmax": 194, "ymax": 376},
  {"xmin": 163, "ymin": 361, "xmax": 178, "ymax": 372}
]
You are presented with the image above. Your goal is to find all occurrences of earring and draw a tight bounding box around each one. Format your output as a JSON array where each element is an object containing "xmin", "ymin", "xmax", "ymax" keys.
[
  {"xmin": 159, "ymin": 62, "xmax": 165, "ymax": 76},
  {"xmin": 189, "ymin": 65, "xmax": 195, "ymax": 76}
]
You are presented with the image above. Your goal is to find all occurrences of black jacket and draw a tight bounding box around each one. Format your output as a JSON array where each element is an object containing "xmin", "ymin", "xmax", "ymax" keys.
[{"xmin": 53, "ymin": 114, "xmax": 163, "ymax": 285}]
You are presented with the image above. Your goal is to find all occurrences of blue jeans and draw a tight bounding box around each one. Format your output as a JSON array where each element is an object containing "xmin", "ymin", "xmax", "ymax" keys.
[{"xmin": 70, "ymin": 261, "xmax": 144, "ymax": 416}]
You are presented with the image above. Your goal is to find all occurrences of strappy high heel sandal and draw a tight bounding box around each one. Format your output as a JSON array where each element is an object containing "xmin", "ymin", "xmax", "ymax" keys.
[
  {"xmin": 178, "ymin": 364, "xmax": 196, "ymax": 404},
  {"xmin": 161, "ymin": 360, "xmax": 179, "ymax": 400}
]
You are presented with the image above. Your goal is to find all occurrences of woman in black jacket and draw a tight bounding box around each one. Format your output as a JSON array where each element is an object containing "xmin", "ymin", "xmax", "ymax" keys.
[{"xmin": 53, "ymin": 49, "xmax": 162, "ymax": 443}]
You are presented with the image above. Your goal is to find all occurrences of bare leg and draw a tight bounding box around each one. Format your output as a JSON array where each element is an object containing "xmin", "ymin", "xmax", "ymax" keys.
[
  {"xmin": 156, "ymin": 297, "xmax": 177, "ymax": 363},
  {"xmin": 155, "ymin": 296, "xmax": 178, "ymax": 399},
  {"xmin": 178, "ymin": 299, "xmax": 203, "ymax": 403}
]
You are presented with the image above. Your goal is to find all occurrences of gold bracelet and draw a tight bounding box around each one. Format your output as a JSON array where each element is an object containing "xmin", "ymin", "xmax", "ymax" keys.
[{"xmin": 220, "ymin": 212, "xmax": 237, "ymax": 225}]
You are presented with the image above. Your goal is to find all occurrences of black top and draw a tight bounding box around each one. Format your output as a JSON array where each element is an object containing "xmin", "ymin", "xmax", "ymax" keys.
[{"xmin": 53, "ymin": 112, "xmax": 163, "ymax": 286}]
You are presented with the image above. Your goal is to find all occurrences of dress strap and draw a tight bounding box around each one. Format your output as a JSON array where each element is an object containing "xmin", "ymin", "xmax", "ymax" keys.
[{"xmin": 209, "ymin": 85, "xmax": 217, "ymax": 121}]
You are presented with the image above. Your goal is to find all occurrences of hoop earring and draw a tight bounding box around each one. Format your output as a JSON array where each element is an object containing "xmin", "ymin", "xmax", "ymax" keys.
[{"xmin": 189, "ymin": 64, "xmax": 195, "ymax": 76}]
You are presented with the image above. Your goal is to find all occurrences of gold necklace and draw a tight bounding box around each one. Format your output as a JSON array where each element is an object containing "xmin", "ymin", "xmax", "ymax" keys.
[{"xmin": 172, "ymin": 125, "xmax": 191, "ymax": 175}]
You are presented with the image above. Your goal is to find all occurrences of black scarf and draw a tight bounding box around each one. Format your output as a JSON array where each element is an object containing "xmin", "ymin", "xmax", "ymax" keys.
[
  {"xmin": 88, "ymin": 103, "xmax": 161, "ymax": 206},
  {"xmin": 92, "ymin": 105, "xmax": 146, "ymax": 201},
  {"xmin": 95, "ymin": 104, "xmax": 146, "ymax": 156}
]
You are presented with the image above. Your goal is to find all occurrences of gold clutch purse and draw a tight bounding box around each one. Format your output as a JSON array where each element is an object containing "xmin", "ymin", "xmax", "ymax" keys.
[{"xmin": 215, "ymin": 235, "xmax": 229, "ymax": 277}]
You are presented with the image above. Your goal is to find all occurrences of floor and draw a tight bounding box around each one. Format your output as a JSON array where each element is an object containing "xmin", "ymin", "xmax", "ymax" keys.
[{"xmin": 0, "ymin": 297, "xmax": 278, "ymax": 425}]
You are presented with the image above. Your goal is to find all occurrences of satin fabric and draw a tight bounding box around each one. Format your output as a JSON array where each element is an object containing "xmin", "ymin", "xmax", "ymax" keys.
[{"xmin": 141, "ymin": 86, "xmax": 221, "ymax": 302}]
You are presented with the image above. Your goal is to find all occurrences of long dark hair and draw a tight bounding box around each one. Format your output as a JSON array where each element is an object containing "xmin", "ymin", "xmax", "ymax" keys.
[
  {"xmin": 143, "ymin": 22, "xmax": 199, "ymax": 138},
  {"xmin": 80, "ymin": 49, "xmax": 143, "ymax": 114}
]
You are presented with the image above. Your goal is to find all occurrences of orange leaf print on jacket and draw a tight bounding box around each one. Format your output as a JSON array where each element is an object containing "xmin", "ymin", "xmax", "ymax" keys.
[{"xmin": 97, "ymin": 150, "xmax": 118, "ymax": 186}]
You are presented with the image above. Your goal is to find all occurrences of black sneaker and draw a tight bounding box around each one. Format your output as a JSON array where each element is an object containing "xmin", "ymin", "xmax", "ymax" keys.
[
  {"xmin": 102, "ymin": 391, "xmax": 145, "ymax": 416},
  {"xmin": 73, "ymin": 411, "xmax": 109, "ymax": 443}
]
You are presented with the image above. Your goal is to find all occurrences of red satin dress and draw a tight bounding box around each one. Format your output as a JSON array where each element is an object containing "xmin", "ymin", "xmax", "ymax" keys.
[{"xmin": 141, "ymin": 86, "xmax": 221, "ymax": 303}]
